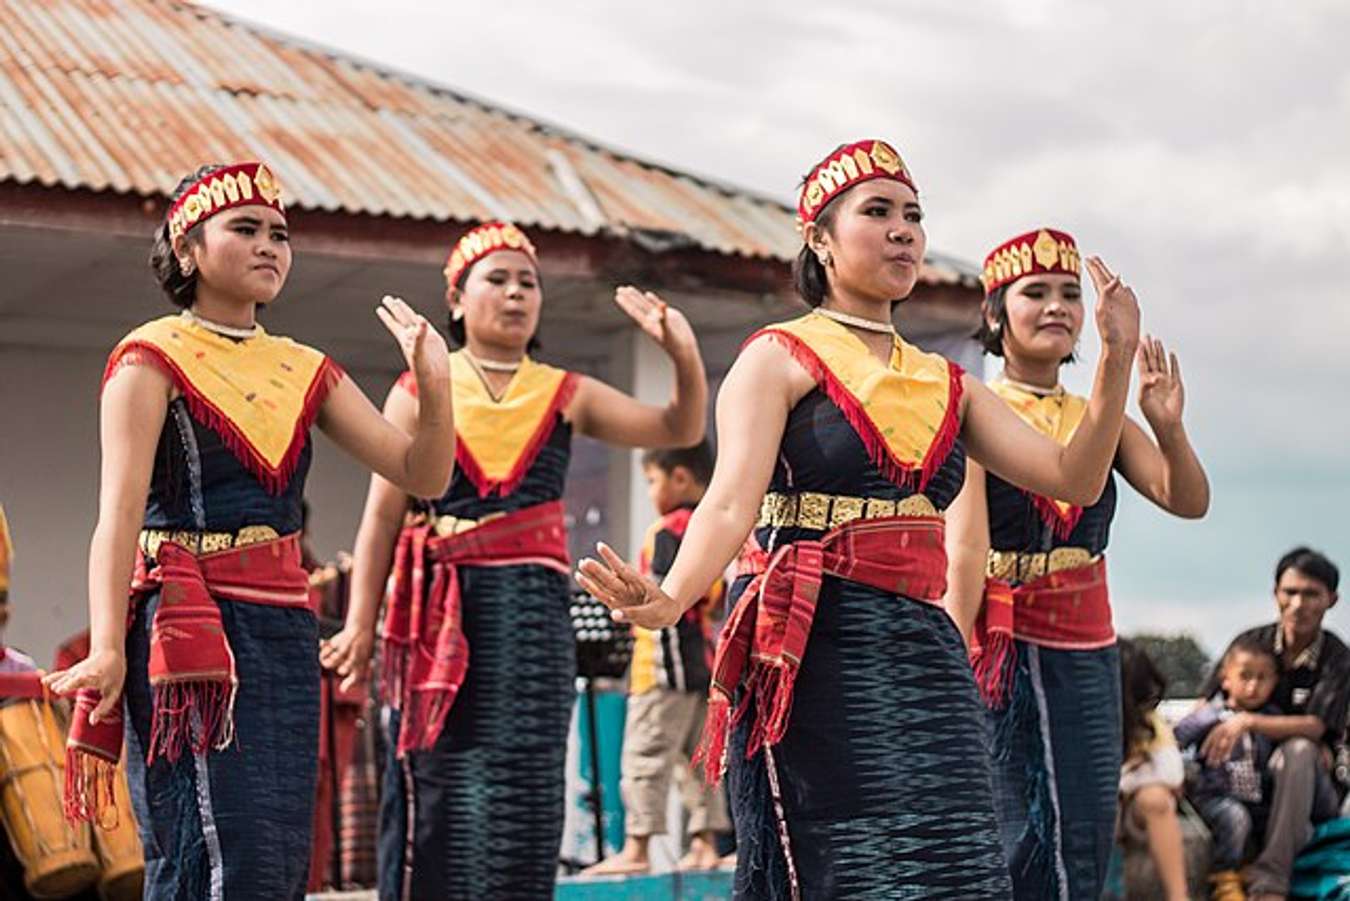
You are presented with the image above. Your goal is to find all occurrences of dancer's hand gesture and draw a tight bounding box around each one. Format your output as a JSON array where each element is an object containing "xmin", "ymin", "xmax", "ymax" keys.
[
  {"xmin": 42, "ymin": 648, "xmax": 126, "ymax": 725},
  {"xmin": 576, "ymin": 542, "xmax": 683, "ymax": 629},
  {"xmin": 613, "ymin": 287, "xmax": 698, "ymax": 361},
  {"xmin": 1084, "ymin": 256, "xmax": 1140, "ymax": 358},
  {"xmin": 1137, "ymin": 336, "xmax": 1186, "ymax": 431},
  {"xmin": 376, "ymin": 295, "xmax": 449, "ymax": 393},
  {"xmin": 320, "ymin": 624, "xmax": 375, "ymax": 693}
]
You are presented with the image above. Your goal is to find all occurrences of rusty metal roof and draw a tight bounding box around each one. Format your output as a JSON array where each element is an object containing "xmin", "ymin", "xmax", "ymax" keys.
[{"xmin": 0, "ymin": 0, "xmax": 978, "ymax": 283}]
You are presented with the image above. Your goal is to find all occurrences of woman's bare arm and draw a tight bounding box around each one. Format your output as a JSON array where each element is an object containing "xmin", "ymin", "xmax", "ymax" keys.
[
  {"xmin": 44, "ymin": 364, "xmax": 170, "ymax": 721},
  {"xmin": 320, "ymin": 385, "xmax": 417, "ymax": 690},
  {"xmin": 577, "ymin": 337, "xmax": 808, "ymax": 627},
  {"xmin": 943, "ymin": 457, "xmax": 990, "ymax": 644}
]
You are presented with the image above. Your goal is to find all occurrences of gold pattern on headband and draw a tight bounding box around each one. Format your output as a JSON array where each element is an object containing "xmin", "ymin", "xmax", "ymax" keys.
[
  {"xmin": 981, "ymin": 228, "xmax": 1081, "ymax": 294},
  {"xmin": 443, "ymin": 222, "xmax": 538, "ymax": 289},
  {"xmin": 797, "ymin": 139, "xmax": 913, "ymax": 226},
  {"xmin": 1033, "ymin": 230, "xmax": 1060, "ymax": 269},
  {"xmin": 254, "ymin": 164, "xmax": 281, "ymax": 205},
  {"xmin": 168, "ymin": 164, "xmax": 284, "ymax": 242}
]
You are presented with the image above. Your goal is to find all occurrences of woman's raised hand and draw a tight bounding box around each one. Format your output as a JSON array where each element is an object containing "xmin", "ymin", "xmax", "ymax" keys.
[
  {"xmin": 1137, "ymin": 336, "xmax": 1186, "ymax": 431},
  {"xmin": 376, "ymin": 295, "xmax": 449, "ymax": 390},
  {"xmin": 1084, "ymin": 256, "xmax": 1140, "ymax": 358},
  {"xmin": 613, "ymin": 286, "xmax": 698, "ymax": 360},
  {"xmin": 576, "ymin": 542, "xmax": 683, "ymax": 630}
]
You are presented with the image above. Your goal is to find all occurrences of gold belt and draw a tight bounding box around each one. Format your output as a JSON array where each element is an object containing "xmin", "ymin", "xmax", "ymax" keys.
[
  {"xmin": 755, "ymin": 491, "xmax": 939, "ymax": 531},
  {"xmin": 408, "ymin": 511, "xmax": 505, "ymax": 538},
  {"xmin": 138, "ymin": 525, "xmax": 281, "ymax": 559},
  {"xmin": 987, "ymin": 547, "xmax": 1096, "ymax": 583}
]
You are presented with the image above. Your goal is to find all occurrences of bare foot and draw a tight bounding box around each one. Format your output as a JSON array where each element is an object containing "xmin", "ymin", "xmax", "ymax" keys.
[
  {"xmin": 718, "ymin": 852, "xmax": 738, "ymax": 870},
  {"xmin": 581, "ymin": 850, "xmax": 651, "ymax": 877},
  {"xmin": 678, "ymin": 834, "xmax": 723, "ymax": 871}
]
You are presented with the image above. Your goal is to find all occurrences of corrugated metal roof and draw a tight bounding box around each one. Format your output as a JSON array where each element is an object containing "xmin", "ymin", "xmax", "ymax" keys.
[{"xmin": 0, "ymin": 0, "xmax": 977, "ymax": 283}]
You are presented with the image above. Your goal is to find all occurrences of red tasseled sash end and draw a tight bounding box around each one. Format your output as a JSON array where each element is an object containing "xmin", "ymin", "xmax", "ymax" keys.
[
  {"xmin": 65, "ymin": 689, "xmax": 125, "ymax": 826},
  {"xmin": 694, "ymin": 690, "xmax": 734, "ymax": 787},
  {"xmin": 146, "ymin": 679, "xmax": 238, "ymax": 763},
  {"xmin": 744, "ymin": 662, "xmax": 799, "ymax": 761},
  {"xmin": 64, "ymin": 747, "xmax": 118, "ymax": 827},
  {"xmin": 971, "ymin": 580, "xmax": 1017, "ymax": 709},
  {"xmin": 694, "ymin": 659, "xmax": 801, "ymax": 787},
  {"xmin": 971, "ymin": 631, "xmax": 1017, "ymax": 709}
]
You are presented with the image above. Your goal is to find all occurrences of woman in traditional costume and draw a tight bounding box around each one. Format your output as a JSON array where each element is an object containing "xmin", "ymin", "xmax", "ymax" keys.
[
  {"xmin": 576, "ymin": 139, "xmax": 1141, "ymax": 899},
  {"xmin": 943, "ymin": 228, "xmax": 1209, "ymax": 900},
  {"xmin": 44, "ymin": 162, "xmax": 456, "ymax": 901},
  {"xmin": 319, "ymin": 221, "xmax": 707, "ymax": 899}
]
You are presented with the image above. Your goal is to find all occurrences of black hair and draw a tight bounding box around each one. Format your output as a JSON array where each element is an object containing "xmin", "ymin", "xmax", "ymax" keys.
[
  {"xmin": 1118, "ymin": 637, "xmax": 1167, "ymax": 759},
  {"xmin": 792, "ymin": 200, "xmax": 843, "ymax": 308},
  {"xmin": 975, "ymin": 282, "xmax": 1077, "ymax": 365},
  {"xmin": 1221, "ymin": 633, "xmax": 1278, "ymax": 671},
  {"xmin": 149, "ymin": 164, "xmax": 226, "ymax": 309},
  {"xmin": 1275, "ymin": 546, "xmax": 1339, "ymax": 593},
  {"xmin": 640, "ymin": 440, "xmax": 714, "ymax": 487},
  {"xmin": 446, "ymin": 259, "xmax": 542, "ymax": 354}
]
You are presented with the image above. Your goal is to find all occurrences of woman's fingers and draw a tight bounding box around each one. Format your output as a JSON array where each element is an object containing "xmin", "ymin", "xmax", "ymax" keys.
[
  {"xmin": 613, "ymin": 287, "xmax": 649, "ymax": 321},
  {"xmin": 611, "ymin": 599, "xmax": 664, "ymax": 627},
  {"xmin": 91, "ymin": 693, "xmax": 119, "ymax": 724},
  {"xmin": 375, "ymin": 305, "xmax": 400, "ymax": 339},
  {"xmin": 575, "ymin": 570, "xmax": 624, "ymax": 609},
  {"xmin": 381, "ymin": 295, "xmax": 416, "ymax": 327},
  {"xmin": 576, "ymin": 558, "xmax": 629, "ymax": 602}
]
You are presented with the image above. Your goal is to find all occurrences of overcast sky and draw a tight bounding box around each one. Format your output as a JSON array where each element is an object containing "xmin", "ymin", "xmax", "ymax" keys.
[{"xmin": 212, "ymin": 0, "xmax": 1350, "ymax": 656}]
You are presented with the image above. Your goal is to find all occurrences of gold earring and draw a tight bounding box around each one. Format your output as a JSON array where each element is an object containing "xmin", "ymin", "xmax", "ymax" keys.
[{"xmin": 179, "ymin": 259, "xmax": 195, "ymax": 276}]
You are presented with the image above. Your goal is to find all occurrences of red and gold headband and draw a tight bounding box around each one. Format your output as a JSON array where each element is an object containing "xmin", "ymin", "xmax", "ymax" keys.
[
  {"xmin": 981, "ymin": 228, "xmax": 1081, "ymax": 296},
  {"xmin": 167, "ymin": 162, "xmax": 284, "ymax": 242},
  {"xmin": 797, "ymin": 139, "xmax": 917, "ymax": 227},
  {"xmin": 443, "ymin": 221, "xmax": 539, "ymax": 290}
]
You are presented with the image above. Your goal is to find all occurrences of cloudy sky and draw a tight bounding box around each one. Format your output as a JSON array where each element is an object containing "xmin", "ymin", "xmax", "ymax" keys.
[{"xmin": 214, "ymin": 0, "xmax": 1349, "ymax": 656}]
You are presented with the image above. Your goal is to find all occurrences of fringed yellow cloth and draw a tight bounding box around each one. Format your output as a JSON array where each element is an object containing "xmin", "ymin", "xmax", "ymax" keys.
[
  {"xmin": 104, "ymin": 316, "xmax": 340, "ymax": 495},
  {"xmin": 749, "ymin": 313, "xmax": 963, "ymax": 491},
  {"xmin": 987, "ymin": 378, "xmax": 1088, "ymax": 537},
  {"xmin": 397, "ymin": 351, "xmax": 576, "ymax": 497}
]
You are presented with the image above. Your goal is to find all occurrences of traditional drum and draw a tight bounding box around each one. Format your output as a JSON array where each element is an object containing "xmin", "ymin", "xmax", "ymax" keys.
[
  {"xmin": 0, "ymin": 697, "xmax": 99, "ymax": 898},
  {"xmin": 89, "ymin": 766, "xmax": 143, "ymax": 901}
]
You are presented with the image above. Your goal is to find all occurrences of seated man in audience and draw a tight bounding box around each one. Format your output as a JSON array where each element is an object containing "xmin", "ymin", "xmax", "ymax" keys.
[{"xmin": 1199, "ymin": 547, "xmax": 1348, "ymax": 901}]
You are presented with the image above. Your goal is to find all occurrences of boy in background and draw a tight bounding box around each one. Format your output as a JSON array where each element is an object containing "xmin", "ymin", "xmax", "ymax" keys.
[
  {"xmin": 1174, "ymin": 636, "xmax": 1281, "ymax": 900},
  {"xmin": 587, "ymin": 442, "xmax": 730, "ymax": 874}
]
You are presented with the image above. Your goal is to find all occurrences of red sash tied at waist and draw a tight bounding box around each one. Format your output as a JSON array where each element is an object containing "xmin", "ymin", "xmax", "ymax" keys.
[
  {"xmin": 380, "ymin": 500, "xmax": 570, "ymax": 758},
  {"xmin": 697, "ymin": 515, "xmax": 948, "ymax": 785},
  {"xmin": 65, "ymin": 533, "xmax": 310, "ymax": 824},
  {"xmin": 970, "ymin": 555, "xmax": 1113, "ymax": 709}
]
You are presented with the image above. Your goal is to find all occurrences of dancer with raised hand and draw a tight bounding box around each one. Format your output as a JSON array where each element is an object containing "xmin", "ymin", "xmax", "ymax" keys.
[
  {"xmin": 43, "ymin": 162, "xmax": 454, "ymax": 901},
  {"xmin": 319, "ymin": 221, "xmax": 706, "ymax": 899},
  {"xmin": 943, "ymin": 228, "xmax": 1208, "ymax": 900},
  {"xmin": 577, "ymin": 139, "xmax": 1140, "ymax": 899}
]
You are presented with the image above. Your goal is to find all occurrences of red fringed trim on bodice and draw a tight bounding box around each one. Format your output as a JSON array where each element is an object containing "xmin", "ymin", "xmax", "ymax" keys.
[
  {"xmin": 103, "ymin": 344, "xmax": 343, "ymax": 496},
  {"xmin": 750, "ymin": 329, "xmax": 964, "ymax": 493}
]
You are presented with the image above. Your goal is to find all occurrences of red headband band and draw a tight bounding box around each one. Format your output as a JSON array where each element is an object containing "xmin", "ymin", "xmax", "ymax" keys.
[
  {"xmin": 797, "ymin": 139, "xmax": 917, "ymax": 226},
  {"xmin": 444, "ymin": 221, "xmax": 539, "ymax": 291},
  {"xmin": 981, "ymin": 228, "xmax": 1081, "ymax": 296},
  {"xmin": 167, "ymin": 162, "xmax": 284, "ymax": 242}
]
